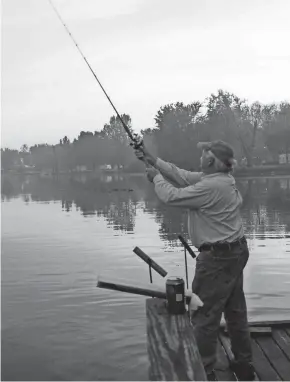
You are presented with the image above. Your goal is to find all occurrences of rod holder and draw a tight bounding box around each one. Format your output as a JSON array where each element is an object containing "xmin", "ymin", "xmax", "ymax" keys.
[
  {"xmin": 184, "ymin": 247, "xmax": 189, "ymax": 289},
  {"xmin": 149, "ymin": 265, "xmax": 153, "ymax": 283},
  {"xmin": 178, "ymin": 235, "xmax": 196, "ymax": 259},
  {"xmin": 133, "ymin": 247, "xmax": 168, "ymax": 278}
]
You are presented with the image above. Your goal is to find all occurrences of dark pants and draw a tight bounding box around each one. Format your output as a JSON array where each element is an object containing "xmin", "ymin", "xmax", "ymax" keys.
[{"xmin": 191, "ymin": 241, "xmax": 252, "ymax": 374}]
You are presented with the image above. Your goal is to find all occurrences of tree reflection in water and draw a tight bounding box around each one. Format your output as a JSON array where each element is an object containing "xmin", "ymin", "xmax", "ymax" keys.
[{"xmin": 1, "ymin": 173, "xmax": 290, "ymax": 243}]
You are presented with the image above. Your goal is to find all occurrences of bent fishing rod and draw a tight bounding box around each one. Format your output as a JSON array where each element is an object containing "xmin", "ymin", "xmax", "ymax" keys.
[{"xmin": 48, "ymin": 0, "xmax": 143, "ymax": 151}]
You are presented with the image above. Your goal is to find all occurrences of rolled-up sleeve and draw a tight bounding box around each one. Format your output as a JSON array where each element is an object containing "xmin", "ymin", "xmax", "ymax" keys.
[
  {"xmin": 155, "ymin": 158, "xmax": 202, "ymax": 187},
  {"xmin": 153, "ymin": 174, "xmax": 209, "ymax": 209}
]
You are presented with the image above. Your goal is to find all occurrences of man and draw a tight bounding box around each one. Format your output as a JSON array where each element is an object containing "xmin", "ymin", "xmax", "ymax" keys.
[{"xmin": 135, "ymin": 140, "xmax": 255, "ymax": 381}]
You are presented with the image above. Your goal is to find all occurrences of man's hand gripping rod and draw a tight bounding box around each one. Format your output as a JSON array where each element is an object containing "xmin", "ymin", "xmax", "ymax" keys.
[{"xmin": 130, "ymin": 135, "xmax": 151, "ymax": 168}]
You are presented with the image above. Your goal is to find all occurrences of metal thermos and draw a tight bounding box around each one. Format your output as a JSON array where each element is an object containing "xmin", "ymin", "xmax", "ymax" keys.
[{"xmin": 165, "ymin": 276, "xmax": 186, "ymax": 315}]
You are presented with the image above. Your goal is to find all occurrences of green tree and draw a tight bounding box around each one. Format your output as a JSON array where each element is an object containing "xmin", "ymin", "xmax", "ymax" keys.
[
  {"xmin": 101, "ymin": 114, "xmax": 135, "ymax": 169},
  {"xmin": 203, "ymin": 90, "xmax": 249, "ymax": 161},
  {"xmin": 264, "ymin": 102, "xmax": 290, "ymax": 161},
  {"xmin": 19, "ymin": 143, "xmax": 32, "ymax": 166},
  {"xmin": 20, "ymin": 144, "xmax": 28, "ymax": 153},
  {"xmin": 30, "ymin": 144, "xmax": 55, "ymax": 171},
  {"xmin": 102, "ymin": 114, "xmax": 133, "ymax": 143},
  {"xmin": 153, "ymin": 102, "xmax": 202, "ymax": 169},
  {"xmin": 1, "ymin": 148, "xmax": 20, "ymax": 170},
  {"xmin": 3, "ymin": 91, "xmax": 288, "ymax": 173},
  {"xmin": 202, "ymin": 90, "xmax": 275, "ymax": 166}
]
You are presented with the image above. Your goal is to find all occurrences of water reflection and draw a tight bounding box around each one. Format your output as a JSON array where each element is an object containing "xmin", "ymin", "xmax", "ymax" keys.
[
  {"xmin": 1, "ymin": 173, "xmax": 144, "ymax": 233},
  {"xmin": 2, "ymin": 173, "xmax": 290, "ymax": 242},
  {"xmin": 2, "ymin": 173, "xmax": 290, "ymax": 381}
]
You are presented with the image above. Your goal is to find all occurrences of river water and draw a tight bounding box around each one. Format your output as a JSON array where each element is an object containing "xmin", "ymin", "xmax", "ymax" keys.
[{"xmin": 1, "ymin": 173, "xmax": 290, "ymax": 380}]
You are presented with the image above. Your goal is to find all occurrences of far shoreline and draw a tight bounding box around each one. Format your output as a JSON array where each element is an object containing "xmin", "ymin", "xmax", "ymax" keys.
[{"xmin": 2, "ymin": 164, "xmax": 290, "ymax": 179}]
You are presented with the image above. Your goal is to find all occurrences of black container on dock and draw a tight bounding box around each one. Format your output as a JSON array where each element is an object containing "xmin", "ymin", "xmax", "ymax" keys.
[{"xmin": 165, "ymin": 276, "xmax": 186, "ymax": 315}]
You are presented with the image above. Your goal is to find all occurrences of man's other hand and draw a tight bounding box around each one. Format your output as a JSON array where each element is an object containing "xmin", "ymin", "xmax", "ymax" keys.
[
  {"xmin": 146, "ymin": 167, "xmax": 159, "ymax": 182},
  {"xmin": 134, "ymin": 144, "xmax": 157, "ymax": 166}
]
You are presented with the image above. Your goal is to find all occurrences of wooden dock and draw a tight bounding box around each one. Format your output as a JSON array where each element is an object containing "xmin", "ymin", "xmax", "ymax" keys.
[
  {"xmin": 97, "ymin": 244, "xmax": 290, "ymax": 382},
  {"xmin": 98, "ymin": 275, "xmax": 290, "ymax": 381},
  {"xmin": 146, "ymin": 298, "xmax": 207, "ymax": 381},
  {"xmin": 217, "ymin": 323, "xmax": 290, "ymax": 381}
]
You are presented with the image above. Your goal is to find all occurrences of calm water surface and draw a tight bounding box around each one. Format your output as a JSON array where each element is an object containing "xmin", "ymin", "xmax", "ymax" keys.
[{"xmin": 1, "ymin": 173, "xmax": 290, "ymax": 380}]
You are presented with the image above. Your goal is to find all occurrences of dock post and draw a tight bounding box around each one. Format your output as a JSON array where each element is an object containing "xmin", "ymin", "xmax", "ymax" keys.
[{"xmin": 146, "ymin": 298, "xmax": 207, "ymax": 381}]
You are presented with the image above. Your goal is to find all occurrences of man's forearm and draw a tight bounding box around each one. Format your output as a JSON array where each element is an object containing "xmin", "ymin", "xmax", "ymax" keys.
[
  {"xmin": 152, "ymin": 158, "xmax": 180, "ymax": 186},
  {"xmin": 154, "ymin": 158, "xmax": 202, "ymax": 187},
  {"xmin": 152, "ymin": 173, "xmax": 207, "ymax": 209},
  {"xmin": 147, "ymin": 153, "xmax": 157, "ymax": 167}
]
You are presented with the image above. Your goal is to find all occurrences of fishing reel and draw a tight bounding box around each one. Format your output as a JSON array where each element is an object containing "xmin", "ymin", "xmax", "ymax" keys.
[
  {"xmin": 129, "ymin": 133, "xmax": 152, "ymax": 168},
  {"xmin": 129, "ymin": 133, "xmax": 143, "ymax": 150}
]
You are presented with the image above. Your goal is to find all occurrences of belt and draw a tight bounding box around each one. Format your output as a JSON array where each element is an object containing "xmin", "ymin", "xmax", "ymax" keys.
[{"xmin": 198, "ymin": 236, "xmax": 247, "ymax": 252}]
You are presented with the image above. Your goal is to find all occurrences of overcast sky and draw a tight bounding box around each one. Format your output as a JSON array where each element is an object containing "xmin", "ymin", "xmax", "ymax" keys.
[{"xmin": 2, "ymin": 0, "xmax": 290, "ymax": 149}]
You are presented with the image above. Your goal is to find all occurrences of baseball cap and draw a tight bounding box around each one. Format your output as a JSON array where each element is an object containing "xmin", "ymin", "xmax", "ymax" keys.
[{"xmin": 197, "ymin": 140, "xmax": 235, "ymax": 167}]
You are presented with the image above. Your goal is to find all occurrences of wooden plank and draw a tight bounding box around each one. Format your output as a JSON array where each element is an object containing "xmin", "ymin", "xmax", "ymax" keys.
[
  {"xmin": 223, "ymin": 326, "xmax": 272, "ymax": 334},
  {"xmin": 219, "ymin": 333, "xmax": 262, "ymax": 381},
  {"xmin": 97, "ymin": 276, "xmax": 192, "ymax": 303},
  {"xmin": 220, "ymin": 320, "xmax": 290, "ymax": 328},
  {"xmin": 272, "ymin": 329, "xmax": 290, "ymax": 361},
  {"xmin": 214, "ymin": 339, "xmax": 237, "ymax": 381},
  {"xmin": 251, "ymin": 339, "xmax": 280, "ymax": 381},
  {"xmin": 97, "ymin": 275, "xmax": 167, "ymax": 299},
  {"xmin": 219, "ymin": 333, "xmax": 235, "ymax": 362},
  {"xmin": 256, "ymin": 335, "xmax": 290, "ymax": 381},
  {"xmin": 146, "ymin": 298, "xmax": 207, "ymax": 381},
  {"xmin": 250, "ymin": 327, "xmax": 272, "ymax": 334}
]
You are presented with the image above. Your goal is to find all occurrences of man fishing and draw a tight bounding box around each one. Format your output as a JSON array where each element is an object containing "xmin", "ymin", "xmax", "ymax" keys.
[
  {"xmin": 135, "ymin": 140, "xmax": 255, "ymax": 381},
  {"xmin": 47, "ymin": 3, "xmax": 254, "ymax": 379}
]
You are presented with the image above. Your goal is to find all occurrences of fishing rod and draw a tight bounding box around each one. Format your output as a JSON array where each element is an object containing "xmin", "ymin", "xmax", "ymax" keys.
[{"xmin": 48, "ymin": 0, "xmax": 141, "ymax": 149}]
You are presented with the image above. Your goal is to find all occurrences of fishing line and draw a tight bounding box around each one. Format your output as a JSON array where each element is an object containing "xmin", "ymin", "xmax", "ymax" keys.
[{"xmin": 48, "ymin": 0, "xmax": 135, "ymax": 143}]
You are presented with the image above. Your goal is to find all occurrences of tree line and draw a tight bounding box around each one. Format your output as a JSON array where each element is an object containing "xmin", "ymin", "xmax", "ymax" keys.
[{"xmin": 2, "ymin": 89, "xmax": 290, "ymax": 172}]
